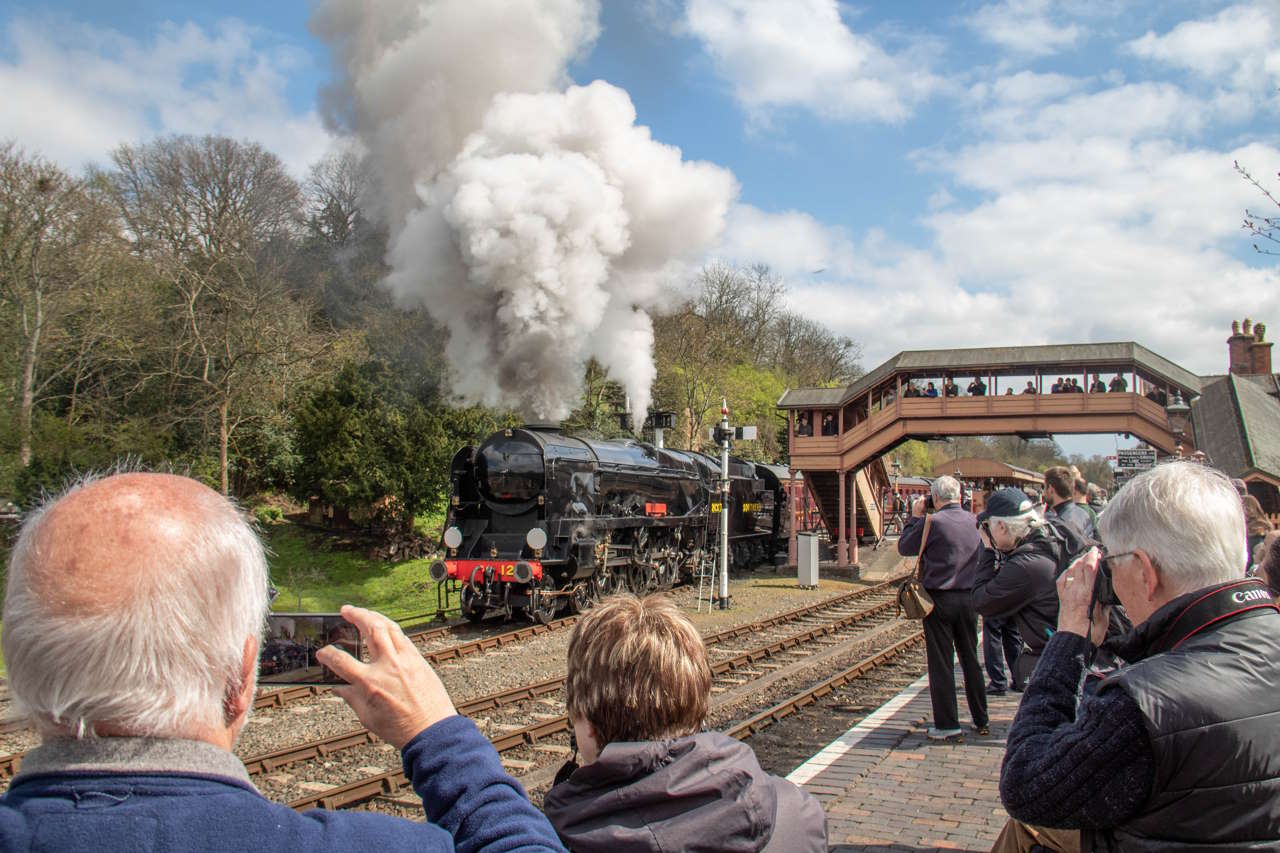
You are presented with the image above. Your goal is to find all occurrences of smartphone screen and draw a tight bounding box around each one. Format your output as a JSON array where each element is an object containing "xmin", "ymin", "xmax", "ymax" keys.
[{"xmin": 258, "ymin": 613, "xmax": 362, "ymax": 685}]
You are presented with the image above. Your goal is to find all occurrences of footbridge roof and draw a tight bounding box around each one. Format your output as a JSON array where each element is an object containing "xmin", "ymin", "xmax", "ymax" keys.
[{"xmin": 778, "ymin": 341, "xmax": 1201, "ymax": 409}]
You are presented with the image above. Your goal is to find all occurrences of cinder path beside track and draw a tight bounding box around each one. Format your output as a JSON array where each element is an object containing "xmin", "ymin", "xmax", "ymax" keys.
[{"xmin": 790, "ymin": 668, "xmax": 1024, "ymax": 852}]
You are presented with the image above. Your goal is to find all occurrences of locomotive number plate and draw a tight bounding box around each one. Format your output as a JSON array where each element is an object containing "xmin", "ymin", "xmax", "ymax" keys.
[{"xmin": 445, "ymin": 559, "xmax": 544, "ymax": 582}]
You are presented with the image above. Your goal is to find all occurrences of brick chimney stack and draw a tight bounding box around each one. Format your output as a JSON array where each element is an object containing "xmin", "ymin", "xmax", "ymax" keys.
[
  {"xmin": 1251, "ymin": 322, "xmax": 1273, "ymax": 376},
  {"xmin": 1228, "ymin": 318, "xmax": 1274, "ymax": 376},
  {"xmin": 1229, "ymin": 319, "xmax": 1253, "ymax": 374}
]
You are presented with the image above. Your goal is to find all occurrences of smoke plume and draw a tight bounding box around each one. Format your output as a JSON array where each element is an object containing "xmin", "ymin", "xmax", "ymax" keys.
[{"xmin": 312, "ymin": 0, "xmax": 737, "ymax": 421}]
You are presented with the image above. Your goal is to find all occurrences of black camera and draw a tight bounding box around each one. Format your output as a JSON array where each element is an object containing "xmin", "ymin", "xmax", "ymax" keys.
[
  {"xmin": 1092, "ymin": 560, "xmax": 1120, "ymax": 607},
  {"xmin": 923, "ymin": 494, "xmax": 935, "ymax": 513}
]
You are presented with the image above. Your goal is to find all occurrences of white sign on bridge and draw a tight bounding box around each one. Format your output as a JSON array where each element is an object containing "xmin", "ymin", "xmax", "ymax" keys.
[{"xmin": 1116, "ymin": 448, "xmax": 1158, "ymax": 470}]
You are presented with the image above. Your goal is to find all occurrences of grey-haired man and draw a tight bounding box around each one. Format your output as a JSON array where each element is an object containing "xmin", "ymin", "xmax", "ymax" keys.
[{"xmin": 973, "ymin": 489, "xmax": 1061, "ymax": 690}]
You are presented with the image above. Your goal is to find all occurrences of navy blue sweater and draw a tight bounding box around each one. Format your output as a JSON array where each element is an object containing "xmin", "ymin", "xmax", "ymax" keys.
[
  {"xmin": 897, "ymin": 503, "xmax": 983, "ymax": 590},
  {"xmin": 0, "ymin": 715, "xmax": 566, "ymax": 852},
  {"xmin": 999, "ymin": 632, "xmax": 1153, "ymax": 829}
]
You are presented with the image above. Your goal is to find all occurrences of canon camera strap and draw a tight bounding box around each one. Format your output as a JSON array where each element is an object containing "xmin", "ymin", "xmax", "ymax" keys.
[{"xmin": 1149, "ymin": 578, "xmax": 1278, "ymax": 657}]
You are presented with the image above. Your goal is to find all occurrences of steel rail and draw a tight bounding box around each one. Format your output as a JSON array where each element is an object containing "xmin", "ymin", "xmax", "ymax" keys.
[
  {"xmin": 701, "ymin": 574, "xmax": 908, "ymax": 646},
  {"xmin": 0, "ymin": 718, "xmax": 27, "ymax": 735},
  {"xmin": 255, "ymin": 597, "xmax": 901, "ymax": 784},
  {"xmin": 256, "ymin": 574, "xmax": 906, "ymax": 715},
  {"xmin": 250, "ymin": 616, "xmax": 580, "ymax": 713},
  {"xmin": 709, "ymin": 597, "xmax": 898, "ymax": 676},
  {"xmin": 0, "ymin": 579, "xmax": 906, "ymax": 783},
  {"xmin": 724, "ymin": 631, "xmax": 924, "ymax": 740},
  {"xmin": 285, "ymin": 597, "xmax": 909, "ymax": 812},
  {"xmin": 244, "ymin": 676, "xmax": 567, "ymax": 778}
]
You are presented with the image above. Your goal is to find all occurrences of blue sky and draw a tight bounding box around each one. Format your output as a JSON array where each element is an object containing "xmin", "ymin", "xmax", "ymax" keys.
[{"xmin": 3, "ymin": 0, "xmax": 1279, "ymax": 457}]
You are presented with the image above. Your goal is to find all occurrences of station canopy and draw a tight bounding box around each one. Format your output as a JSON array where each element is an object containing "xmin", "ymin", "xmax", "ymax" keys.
[{"xmin": 931, "ymin": 457, "xmax": 1045, "ymax": 486}]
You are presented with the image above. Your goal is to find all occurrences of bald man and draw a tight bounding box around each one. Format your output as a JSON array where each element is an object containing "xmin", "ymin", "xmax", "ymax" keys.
[{"xmin": 0, "ymin": 472, "xmax": 565, "ymax": 853}]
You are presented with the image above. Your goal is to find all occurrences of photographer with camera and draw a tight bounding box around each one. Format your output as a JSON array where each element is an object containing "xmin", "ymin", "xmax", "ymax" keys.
[
  {"xmin": 972, "ymin": 489, "xmax": 1062, "ymax": 694},
  {"xmin": 897, "ymin": 476, "xmax": 988, "ymax": 740},
  {"xmin": 0, "ymin": 473, "xmax": 566, "ymax": 853},
  {"xmin": 994, "ymin": 462, "xmax": 1280, "ymax": 852}
]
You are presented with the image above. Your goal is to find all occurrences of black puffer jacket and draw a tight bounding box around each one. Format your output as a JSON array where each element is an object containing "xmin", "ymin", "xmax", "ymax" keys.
[
  {"xmin": 543, "ymin": 732, "xmax": 826, "ymax": 852},
  {"xmin": 973, "ymin": 528, "xmax": 1061, "ymax": 662}
]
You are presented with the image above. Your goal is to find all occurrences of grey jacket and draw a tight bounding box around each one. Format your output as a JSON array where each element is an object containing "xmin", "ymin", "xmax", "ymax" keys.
[
  {"xmin": 1047, "ymin": 499, "xmax": 1095, "ymax": 540},
  {"xmin": 543, "ymin": 732, "xmax": 826, "ymax": 852}
]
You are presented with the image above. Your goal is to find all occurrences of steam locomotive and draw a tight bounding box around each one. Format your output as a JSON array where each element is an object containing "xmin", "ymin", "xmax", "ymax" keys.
[{"xmin": 429, "ymin": 425, "xmax": 790, "ymax": 623}]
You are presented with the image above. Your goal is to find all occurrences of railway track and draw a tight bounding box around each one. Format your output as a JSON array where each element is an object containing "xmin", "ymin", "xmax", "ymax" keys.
[
  {"xmin": 243, "ymin": 588, "xmax": 906, "ymax": 789},
  {"xmin": 250, "ymin": 574, "xmax": 903, "ymax": 714},
  {"xmin": 0, "ymin": 575, "xmax": 910, "ymax": 786},
  {"xmin": 274, "ymin": 586, "xmax": 912, "ymax": 811}
]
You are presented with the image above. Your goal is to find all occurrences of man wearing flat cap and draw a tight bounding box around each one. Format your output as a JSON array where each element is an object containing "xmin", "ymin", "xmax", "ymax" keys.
[{"xmin": 972, "ymin": 488, "xmax": 1064, "ymax": 690}]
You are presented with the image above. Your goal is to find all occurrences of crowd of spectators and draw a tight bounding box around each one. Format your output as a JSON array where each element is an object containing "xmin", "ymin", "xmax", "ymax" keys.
[
  {"xmin": 0, "ymin": 472, "xmax": 826, "ymax": 853},
  {"xmin": 894, "ymin": 373, "xmax": 1140, "ymax": 398},
  {"xmin": 3, "ymin": 461, "xmax": 1278, "ymax": 852},
  {"xmin": 898, "ymin": 459, "xmax": 1280, "ymax": 850}
]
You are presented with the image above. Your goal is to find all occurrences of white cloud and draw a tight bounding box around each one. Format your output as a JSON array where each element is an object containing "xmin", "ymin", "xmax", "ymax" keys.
[
  {"xmin": 965, "ymin": 0, "xmax": 1084, "ymax": 58},
  {"xmin": 967, "ymin": 78, "xmax": 1214, "ymax": 145},
  {"xmin": 984, "ymin": 71, "xmax": 1088, "ymax": 107},
  {"xmin": 714, "ymin": 204, "xmax": 857, "ymax": 276},
  {"xmin": 682, "ymin": 0, "xmax": 945, "ymax": 123},
  {"xmin": 718, "ymin": 135, "xmax": 1280, "ymax": 377},
  {"xmin": 0, "ymin": 16, "xmax": 333, "ymax": 175},
  {"xmin": 1128, "ymin": 3, "xmax": 1280, "ymax": 98}
]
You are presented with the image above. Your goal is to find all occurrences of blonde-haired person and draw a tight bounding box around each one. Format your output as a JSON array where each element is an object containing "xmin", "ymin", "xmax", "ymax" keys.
[{"xmin": 543, "ymin": 595, "xmax": 826, "ymax": 852}]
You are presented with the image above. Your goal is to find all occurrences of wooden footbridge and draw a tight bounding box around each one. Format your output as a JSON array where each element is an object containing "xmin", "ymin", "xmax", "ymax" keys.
[{"xmin": 778, "ymin": 342, "xmax": 1202, "ymax": 568}]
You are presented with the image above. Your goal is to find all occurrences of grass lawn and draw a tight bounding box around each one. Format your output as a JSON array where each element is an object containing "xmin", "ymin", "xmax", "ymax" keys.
[{"xmin": 266, "ymin": 521, "xmax": 453, "ymax": 623}]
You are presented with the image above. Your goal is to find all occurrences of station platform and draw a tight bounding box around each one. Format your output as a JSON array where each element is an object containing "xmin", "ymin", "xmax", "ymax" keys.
[{"xmin": 789, "ymin": 672, "xmax": 1024, "ymax": 852}]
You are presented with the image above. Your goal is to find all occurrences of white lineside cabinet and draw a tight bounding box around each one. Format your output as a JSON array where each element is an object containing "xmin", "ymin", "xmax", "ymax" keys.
[{"xmin": 797, "ymin": 532, "xmax": 819, "ymax": 588}]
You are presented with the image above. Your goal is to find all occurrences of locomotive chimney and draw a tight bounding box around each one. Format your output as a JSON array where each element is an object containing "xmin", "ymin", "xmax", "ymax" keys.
[{"xmin": 618, "ymin": 393, "xmax": 634, "ymax": 433}]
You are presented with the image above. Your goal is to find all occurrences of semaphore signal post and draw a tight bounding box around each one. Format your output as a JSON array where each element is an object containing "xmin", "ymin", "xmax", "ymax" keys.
[{"xmin": 709, "ymin": 397, "xmax": 757, "ymax": 610}]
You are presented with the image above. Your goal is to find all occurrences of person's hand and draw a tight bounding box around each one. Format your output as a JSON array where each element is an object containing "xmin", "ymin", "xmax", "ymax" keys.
[
  {"xmin": 1056, "ymin": 548, "xmax": 1109, "ymax": 641},
  {"xmin": 316, "ymin": 605, "xmax": 456, "ymax": 749},
  {"xmin": 911, "ymin": 498, "xmax": 926, "ymax": 518}
]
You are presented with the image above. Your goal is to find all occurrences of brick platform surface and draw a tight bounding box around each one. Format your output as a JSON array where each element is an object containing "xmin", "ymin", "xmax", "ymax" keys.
[{"xmin": 788, "ymin": 671, "xmax": 1025, "ymax": 852}]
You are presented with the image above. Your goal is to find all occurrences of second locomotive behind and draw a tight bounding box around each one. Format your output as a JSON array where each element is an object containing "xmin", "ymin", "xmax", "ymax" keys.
[{"xmin": 429, "ymin": 425, "xmax": 787, "ymax": 623}]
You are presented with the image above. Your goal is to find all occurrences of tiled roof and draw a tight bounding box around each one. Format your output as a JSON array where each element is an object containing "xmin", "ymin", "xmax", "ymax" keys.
[
  {"xmin": 1191, "ymin": 374, "xmax": 1280, "ymax": 480},
  {"xmin": 776, "ymin": 387, "xmax": 847, "ymax": 407},
  {"xmin": 779, "ymin": 341, "xmax": 1201, "ymax": 408}
]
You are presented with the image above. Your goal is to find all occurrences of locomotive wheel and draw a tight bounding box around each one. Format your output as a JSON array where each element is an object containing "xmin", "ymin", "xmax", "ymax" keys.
[
  {"xmin": 569, "ymin": 582, "xmax": 593, "ymax": 614},
  {"xmin": 528, "ymin": 576, "xmax": 559, "ymax": 626},
  {"xmin": 460, "ymin": 585, "xmax": 486, "ymax": 624},
  {"xmin": 627, "ymin": 563, "xmax": 657, "ymax": 594},
  {"xmin": 593, "ymin": 564, "xmax": 626, "ymax": 599},
  {"xmin": 629, "ymin": 529, "xmax": 658, "ymax": 593}
]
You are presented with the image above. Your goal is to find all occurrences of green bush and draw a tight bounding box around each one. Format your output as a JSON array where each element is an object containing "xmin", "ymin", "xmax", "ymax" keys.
[
  {"xmin": 266, "ymin": 522, "xmax": 451, "ymax": 620},
  {"xmin": 255, "ymin": 505, "xmax": 285, "ymax": 525}
]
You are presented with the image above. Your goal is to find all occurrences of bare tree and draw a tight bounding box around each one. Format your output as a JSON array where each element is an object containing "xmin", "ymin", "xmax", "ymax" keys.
[
  {"xmin": 304, "ymin": 146, "xmax": 369, "ymax": 248},
  {"xmin": 108, "ymin": 135, "xmax": 332, "ymax": 494},
  {"xmin": 0, "ymin": 143, "xmax": 115, "ymax": 466},
  {"xmin": 652, "ymin": 262, "xmax": 863, "ymax": 450},
  {"xmin": 1235, "ymin": 160, "xmax": 1279, "ymax": 257}
]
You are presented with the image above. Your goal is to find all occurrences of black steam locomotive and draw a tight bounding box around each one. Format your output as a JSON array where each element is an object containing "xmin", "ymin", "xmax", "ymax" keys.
[{"xmin": 429, "ymin": 425, "xmax": 789, "ymax": 623}]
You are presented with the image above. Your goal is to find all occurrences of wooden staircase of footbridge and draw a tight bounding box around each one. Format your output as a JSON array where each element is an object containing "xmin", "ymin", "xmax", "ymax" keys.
[{"xmin": 802, "ymin": 466, "xmax": 886, "ymax": 545}]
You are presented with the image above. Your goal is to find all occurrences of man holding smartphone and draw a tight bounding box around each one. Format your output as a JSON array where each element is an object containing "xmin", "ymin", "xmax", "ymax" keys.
[
  {"xmin": 993, "ymin": 462, "xmax": 1280, "ymax": 852},
  {"xmin": 0, "ymin": 472, "xmax": 566, "ymax": 853}
]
